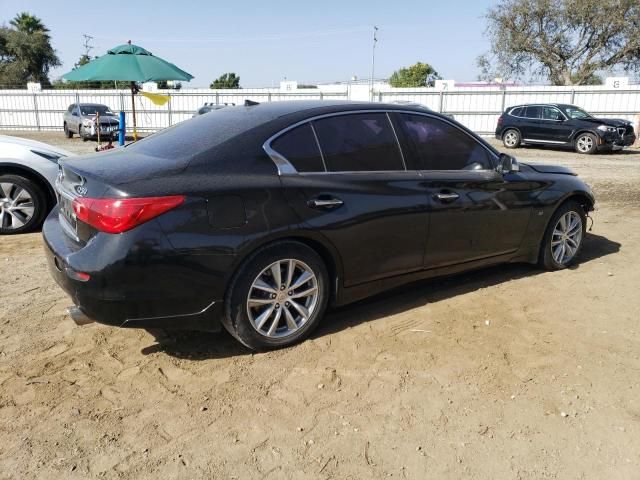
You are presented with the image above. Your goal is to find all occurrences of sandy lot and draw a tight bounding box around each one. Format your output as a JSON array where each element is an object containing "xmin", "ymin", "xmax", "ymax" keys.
[{"xmin": 1, "ymin": 132, "xmax": 639, "ymax": 479}]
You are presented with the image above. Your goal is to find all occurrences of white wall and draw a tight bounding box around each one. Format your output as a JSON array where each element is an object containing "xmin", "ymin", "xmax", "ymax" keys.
[{"xmin": 1, "ymin": 83, "xmax": 639, "ymax": 135}]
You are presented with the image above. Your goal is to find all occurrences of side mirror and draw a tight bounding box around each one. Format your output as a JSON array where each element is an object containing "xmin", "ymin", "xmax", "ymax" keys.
[
  {"xmin": 499, "ymin": 153, "xmax": 519, "ymax": 174},
  {"xmin": 72, "ymin": 111, "xmax": 78, "ymax": 116}
]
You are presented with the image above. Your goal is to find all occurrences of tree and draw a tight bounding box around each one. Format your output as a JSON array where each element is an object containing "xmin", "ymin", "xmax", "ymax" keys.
[
  {"xmin": 478, "ymin": 0, "xmax": 640, "ymax": 85},
  {"xmin": 389, "ymin": 62, "xmax": 440, "ymax": 87},
  {"xmin": 210, "ymin": 72, "xmax": 240, "ymax": 89},
  {"xmin": 0, "ymin": 12, "xmax": 59, "ymax": 87},
  {"xmin": 9, "ymin": 12, "xmax": 49, "ymax": 35}
]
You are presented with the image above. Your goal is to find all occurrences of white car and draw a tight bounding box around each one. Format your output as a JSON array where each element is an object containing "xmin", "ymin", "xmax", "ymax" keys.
[{"xmin": 0, "ymin": 135, "xmax": 73, "ymax": 234}]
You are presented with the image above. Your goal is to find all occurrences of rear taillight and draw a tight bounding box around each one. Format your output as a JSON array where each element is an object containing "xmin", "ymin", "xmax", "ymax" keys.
[
  {"xmin": 72, "ymin": 196, "xmax": 185, "ymax": 234},
  {"xmin": 497, "ymin": 115, "xmax": 503, "ymax": 126}
]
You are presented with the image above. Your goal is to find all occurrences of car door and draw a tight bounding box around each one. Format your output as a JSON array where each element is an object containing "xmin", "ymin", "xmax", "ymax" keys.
[
  {"xmin": 519, "ymin": 105, "xmax": 544, "ymax": 141},
  {"xmin": 392, "ymin": 112, "xmax": 535, "ymax": 268},
  {"xmin": 274, "ymin": 112, "xmax": 429, "ymax": 287},
  {"xmin": 539, "ymin": 106, "xmax": 573, "ymax": 143}
]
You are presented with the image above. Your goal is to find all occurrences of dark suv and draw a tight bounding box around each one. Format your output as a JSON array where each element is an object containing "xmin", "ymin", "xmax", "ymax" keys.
[
  {"xmin": 44, "ymin": 101, "xmax": 595, "ymax": 350},
  {"xmin": 496, "ymin": 103, "xmax": 636, "ymax": 154}
]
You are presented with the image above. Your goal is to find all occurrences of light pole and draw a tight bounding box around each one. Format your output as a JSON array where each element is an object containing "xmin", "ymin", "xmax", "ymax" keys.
[{"xmin": 370, "ymin": 26, "xmax": 378, "ymax": 101}]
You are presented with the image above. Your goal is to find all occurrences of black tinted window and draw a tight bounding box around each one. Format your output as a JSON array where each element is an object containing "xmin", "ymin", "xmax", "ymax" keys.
[
  {"xmin": 271, "ymin": 124, "xmax": 325, "ymax": 172},
  {"xmin": 398, "ymin": 114, "xmax": 494, "ymax": 171},
  {"xmin": 313, "ymin": 113, "xmax": 404, "ymax": 172},
  {"xmin": 510, "ymin": 107, "xmax": 523, "ymax": 117},
  {"xmin": 524, "ymin": 106, "xmax": 541, "ymax": 119}
]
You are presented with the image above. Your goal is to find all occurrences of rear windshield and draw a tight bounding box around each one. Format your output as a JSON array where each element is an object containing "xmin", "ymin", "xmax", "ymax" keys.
[{"xmin": 125, "ymin": 106, "xmax": 277, "ymax": 160}]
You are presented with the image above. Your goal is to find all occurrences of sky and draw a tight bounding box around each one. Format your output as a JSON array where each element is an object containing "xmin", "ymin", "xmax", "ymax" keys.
[{"xmin": 0, "ymin": 0, "xmax": 495, "ymax": 88}]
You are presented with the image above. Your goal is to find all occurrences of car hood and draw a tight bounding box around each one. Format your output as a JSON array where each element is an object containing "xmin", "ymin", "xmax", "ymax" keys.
[
  {"xmin": 576, "ymin": 117, "xmax": 631, "ymax": 127},
  {"xmin": 520, "ymin": 162, "xmax": 577, "ymax": 176},
  {"xmin": 0, "ymin": 134, "xmax": 74, "ymax": 158}
]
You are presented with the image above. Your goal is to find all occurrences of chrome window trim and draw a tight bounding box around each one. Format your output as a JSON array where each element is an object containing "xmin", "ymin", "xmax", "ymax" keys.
[
  {"xmin": 508, "ymin": 104, "xmax": 568, "ymax": 121},
  {"xmin": 309, "ymin": 123, "xmax": 327, "ymax": 172},
  {"xmin": 263, "ymin": 109, "xmax": 499, "ymax": 175},
  {"xmin": 385, "ymin": 112, "xmax": 407, "ymax": 170}
]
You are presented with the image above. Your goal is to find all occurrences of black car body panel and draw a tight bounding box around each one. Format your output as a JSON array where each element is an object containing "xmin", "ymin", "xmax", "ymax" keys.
[
  {"xmin": 496, "ymin": 103, "xmax": 636, "ymax": 150},
  {"xmin": 44, "ymin": 101, "xmax": 595, "ymax": 333}
]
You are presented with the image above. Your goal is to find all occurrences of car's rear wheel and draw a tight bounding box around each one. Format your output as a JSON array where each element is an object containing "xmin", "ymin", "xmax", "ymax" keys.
[
  {"xmin": 0, "ymin": 175, "xmax": 47, "ymax": 235},
  {"xmin": 502, "ymin": 129, "xmax": 520, "ymax": 149},
  {"xmin": 539, "ymin": 200, "xmax": 586, "ymax": 270},
  {"xmin": 63, "ymin": 123, "xmax": 73, "ymax": 138},
  {"xmin": 575, "ymin": 133, "xmax": 597, "ymax": 154},
  {"xmin": 224, "ymin": 241, "xmax": 329, "ymax": 350}
]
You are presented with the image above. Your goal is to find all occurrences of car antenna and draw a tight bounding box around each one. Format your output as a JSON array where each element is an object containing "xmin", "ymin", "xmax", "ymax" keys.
[{"xmin": 244, "ymin": 100, "xmax": 260, "ymax": 106}]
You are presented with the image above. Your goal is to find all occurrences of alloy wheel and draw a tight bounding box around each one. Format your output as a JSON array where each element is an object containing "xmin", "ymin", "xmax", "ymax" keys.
[
  {"xmin": 576, "ymin": 135, "xmax": 593, "ymax": 153},
  {"xmin": 504, "ymin": 131, "xmax": 518, "ymax": 147},
  {"xmin": 0, "ymin": 182, "xmax": 35, "ymax": 230},
  {"xmin": 246, "ymin": 259, "xmax": 319, "ymax": 338},
  {"xmin": 551, "ymin": 211, "xmax": 583, "ymax": 265}
]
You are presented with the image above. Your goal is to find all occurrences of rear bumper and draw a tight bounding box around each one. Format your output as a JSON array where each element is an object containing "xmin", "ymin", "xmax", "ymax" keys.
[{"xmin": 42, "ymin": 208, "xmax": 224, "ymax": 332}]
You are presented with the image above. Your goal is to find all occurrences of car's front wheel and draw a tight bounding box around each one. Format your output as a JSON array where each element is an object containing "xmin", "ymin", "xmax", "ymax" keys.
[
  {"xmin": 575, "ymin": 133, "xmax": 597, "ymax": 154},
  {"xmin": 79, "ymin": 125, "xmax": 89, "ymax": 142},
  {"xmin": 502, "ymin": 129, "xmax": 520, "ymax": 149},
  {"xmin": 0, "ymin": 174, "xmax": 47, "ymax": 235},
  {"xmin": 63, "ymin": 122, "xmax": 73, "ymax": 138},
  {"xmin": 224, "ymin": 241, "xmax": 329, "ymax": 350},
  {"xmin": 539, "ymin": 200, "xmax": 586, "ymax": 270}
]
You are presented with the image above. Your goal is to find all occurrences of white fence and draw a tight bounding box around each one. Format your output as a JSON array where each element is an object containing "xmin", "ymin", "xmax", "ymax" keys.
[{"xmin": 1, "ymin": 84, "xmax": 639, "ymax": 135}]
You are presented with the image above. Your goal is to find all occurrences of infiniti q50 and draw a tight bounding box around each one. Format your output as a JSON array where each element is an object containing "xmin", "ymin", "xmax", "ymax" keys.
[{"xmin": 43, "ymin": 101, "xmax": 595, "ymax": 350}]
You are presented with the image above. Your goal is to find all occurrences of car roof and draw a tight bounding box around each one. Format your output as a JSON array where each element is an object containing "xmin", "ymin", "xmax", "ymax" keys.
[
  {"xmin": 76, "ymin": 103, "xmax": 111, "ymax": 108},
  {"xmin": 509, "ymin": 103, "xmax": 576, "ymax": 109},
  {"xmin": 0, "ymin": 134, "xmax": 73, "ymax": 157}
]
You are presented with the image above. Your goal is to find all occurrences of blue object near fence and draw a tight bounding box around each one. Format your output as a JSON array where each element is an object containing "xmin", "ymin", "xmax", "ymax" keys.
[{"xmin": 119, "ymin": 111, "xmax": 125, "ymax": 146}]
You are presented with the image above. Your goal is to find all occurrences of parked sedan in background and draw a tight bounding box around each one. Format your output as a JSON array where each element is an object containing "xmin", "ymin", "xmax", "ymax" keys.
[
  {"xmin": 496, "ymin": 103, "xmax": 636, "ymax": 154},
  {"xmin": 0, "ymin": 135, "xmax": 72, "ymax": 234},
  {"xmin": 63, "ymin": 103, "xmax": 120, "ymax": 141},
  {"xmin": 44, "ymin": 101, "xmax": 594, "ymax": 350}
]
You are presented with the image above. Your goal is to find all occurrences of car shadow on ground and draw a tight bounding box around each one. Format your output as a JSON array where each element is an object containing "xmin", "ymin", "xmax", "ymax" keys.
[
  {"xmin": 517, "ymin": 145, "xmax": 640, "ymax": 156},
  {"xmin": 150, "ymin": 232, "xmax": 620, "ymax": 360}
]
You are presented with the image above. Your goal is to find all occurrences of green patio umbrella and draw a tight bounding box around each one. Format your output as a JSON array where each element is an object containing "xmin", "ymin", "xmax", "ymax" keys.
[{"xmin": 62, "ymin": 42, "xmax": 193, "ymax": 140}]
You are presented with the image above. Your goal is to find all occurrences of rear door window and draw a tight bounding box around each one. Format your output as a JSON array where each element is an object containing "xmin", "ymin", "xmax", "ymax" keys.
[
  {"xmin": 271, "ymin": 124, "xmax": 325, "ymax": 172},
  {"xmin": 524, "ymin": 106, "xmax": 541, "ymax": 119},
  {"xmin": 397, "ymin": 113, "xmax": 494, "ymax": 171},
  {"xmin": 313, "ymin": 113, "xmax": 405, "ymax": 172}
]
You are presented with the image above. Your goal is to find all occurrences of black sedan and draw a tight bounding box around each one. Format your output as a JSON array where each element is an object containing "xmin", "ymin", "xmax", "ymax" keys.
[
  {"xmin": 44, "ymin": 101, "xmax": 595, "ymax": 350},
  {"xmin": 496, "ymin": 103, "xmax": 636, "ymax": 154}
]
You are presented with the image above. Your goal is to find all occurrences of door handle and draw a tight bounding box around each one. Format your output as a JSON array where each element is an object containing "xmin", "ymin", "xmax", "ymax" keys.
[
  {"xmin": 434, "ymin": 192, "xmax": 459, "ymax": 202},
  {"xmin": 308, "ymin": 197, "xmax": 344, "ymax": 209}
]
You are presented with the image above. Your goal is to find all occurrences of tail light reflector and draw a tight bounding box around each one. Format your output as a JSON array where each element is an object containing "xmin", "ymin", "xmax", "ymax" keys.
[
  {"xmin": 72, "ymin": 196, "xmax": 185, "ymax": 234},
  {"xmin": 497, "ymin": 115, "xmax": 503, "ymax": 126}
]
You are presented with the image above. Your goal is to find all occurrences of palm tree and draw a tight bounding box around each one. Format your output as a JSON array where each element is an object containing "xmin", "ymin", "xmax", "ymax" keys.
[{"xmin": 10, "ymin": 12, "xmax": 49, "ymax": 35}]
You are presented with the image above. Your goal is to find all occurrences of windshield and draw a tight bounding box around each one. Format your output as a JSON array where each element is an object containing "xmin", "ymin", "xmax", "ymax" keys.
[
  {"xmin": 564, "ymin": 106, "xmax": 592, "ymax": 119},
  {"xmin": 80, "ymin": 105, "xmax": 114, "ymax": 116}
]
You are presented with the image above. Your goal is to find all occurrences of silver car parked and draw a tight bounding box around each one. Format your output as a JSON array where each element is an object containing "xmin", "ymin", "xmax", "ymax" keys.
[
  {"xmin": 63, "ymin": 103, "xmax": 120, "ymax": 141},
  {"xmin": 0, "ymin": 135, "xmax": 73, "ymax": 234}
]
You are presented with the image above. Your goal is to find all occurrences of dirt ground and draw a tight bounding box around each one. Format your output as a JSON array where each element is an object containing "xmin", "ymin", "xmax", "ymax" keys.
[{"xmin": 1, "ymin": 131, "xmax": 640, "ymax": 479}]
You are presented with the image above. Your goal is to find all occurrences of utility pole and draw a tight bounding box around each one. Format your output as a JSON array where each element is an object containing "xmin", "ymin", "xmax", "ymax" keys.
[
  {"xmin": 370, "ymin": 26, "xmax": 378, "ymax": 101},
  {"xmin": 82, "ymin": 34, "xmax": 94, "ymax": 59}
]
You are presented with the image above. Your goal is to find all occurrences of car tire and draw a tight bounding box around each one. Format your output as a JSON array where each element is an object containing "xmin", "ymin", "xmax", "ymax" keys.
[
  {"xmin": 0, "ymin": 174, "xmax": 48, "ymax": 235},
  {"xmin": 64, "ymin": 123, "xmax": 73, "ymax": 138},
  {"xmin": 224, "ymin": 241, "xmax": 329, "ymax": 351},
  {"xmin": 538, "ymin": 200, "xmax": 586, "ymax": 270},
  {"xmin": 574, "ymin": 133, "xmax": 597, "ymax": 154},
  {"xmin": 502, "ymin": 129, "xmax": 520, "ymax": 149}
]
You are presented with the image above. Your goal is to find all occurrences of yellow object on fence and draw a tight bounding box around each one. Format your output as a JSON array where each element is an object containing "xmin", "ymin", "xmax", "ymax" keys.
[{"xmin": 140, "ymin": 91, "xmax": 170, "ymax": 106}]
